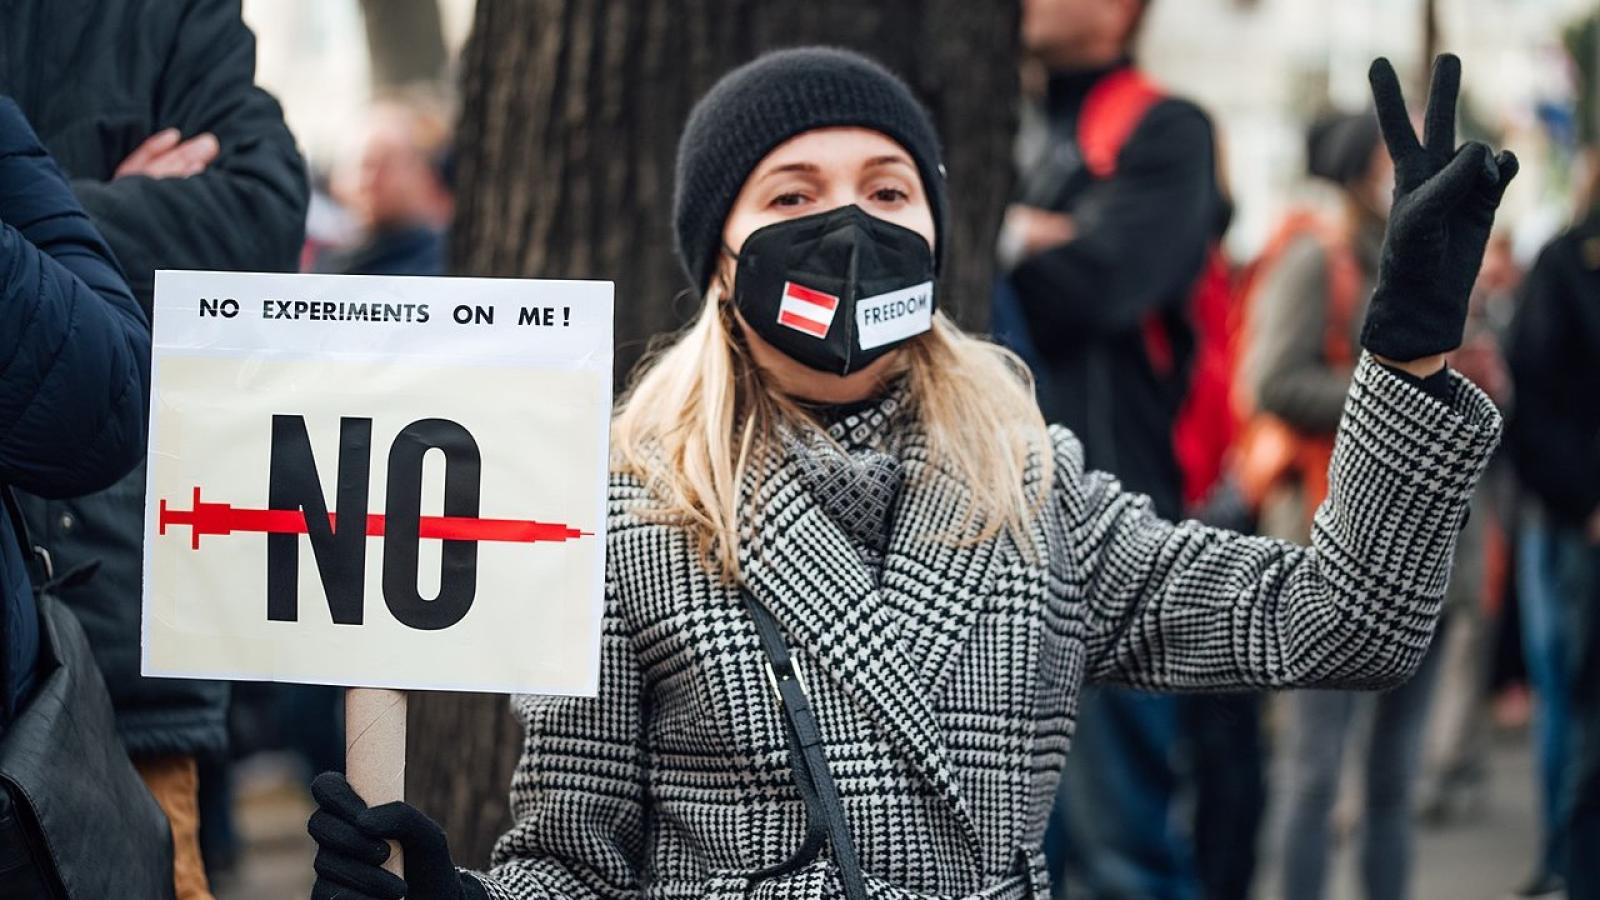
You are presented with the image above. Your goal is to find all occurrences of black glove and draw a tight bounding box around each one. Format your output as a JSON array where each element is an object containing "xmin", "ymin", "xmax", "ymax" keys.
[
  {"xmin": 1361, "ymin": 54, "xmax": 1519, "ymax": 362},
  {"xmin": 308, "ymin": 771, "xmax": 489, "ymax": 900}
]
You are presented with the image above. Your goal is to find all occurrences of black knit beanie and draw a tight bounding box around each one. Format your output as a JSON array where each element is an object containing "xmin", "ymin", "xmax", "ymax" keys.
[
  {"xmin": 673, "ymin": 47, "xmax": 948, "ymax": 293},
  {"xmin": 1307, "ymin": 110, "xmax": 1382, "ymax": 187}
]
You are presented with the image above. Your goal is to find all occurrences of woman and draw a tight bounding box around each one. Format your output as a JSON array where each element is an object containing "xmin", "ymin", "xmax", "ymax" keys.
[{"xmin": 307, "ymin": 49, "xmax": 1515, "ymax": 900}]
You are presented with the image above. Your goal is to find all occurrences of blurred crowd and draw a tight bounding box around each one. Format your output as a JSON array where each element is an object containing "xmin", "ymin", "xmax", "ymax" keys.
[{"xmin": 0, "ymin": 0, "xmax": 1596, "ymax": 899}]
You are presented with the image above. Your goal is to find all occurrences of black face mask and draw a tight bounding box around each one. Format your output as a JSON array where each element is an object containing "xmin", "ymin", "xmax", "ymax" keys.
[{"xmin": 729, "ymin": 204, "xmax": 936, "ymax": 376}]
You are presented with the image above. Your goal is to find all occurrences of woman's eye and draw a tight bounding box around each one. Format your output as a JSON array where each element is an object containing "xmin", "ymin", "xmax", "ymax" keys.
[
  {"xmin": 871, "ymin": 187, "xmax": 910, "ymax": 204},
  {"xmin": 771, "ymin": 192, "xmax": 808, "ymax": 208}
]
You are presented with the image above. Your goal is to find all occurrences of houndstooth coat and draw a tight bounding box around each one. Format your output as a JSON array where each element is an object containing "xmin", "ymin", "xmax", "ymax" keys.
[{"xmin": 473, "ymin": 355, "xmax": 1501, "ymax": 900}]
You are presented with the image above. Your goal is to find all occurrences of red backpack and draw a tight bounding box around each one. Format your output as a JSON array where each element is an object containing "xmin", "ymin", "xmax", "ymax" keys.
[{"xmin": 1078, "ymin": 69, "xmax": 1237, "ymax": 509}]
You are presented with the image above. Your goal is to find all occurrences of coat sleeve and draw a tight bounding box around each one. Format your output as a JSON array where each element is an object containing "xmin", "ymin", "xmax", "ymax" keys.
[
  {"xmin": 472, "ymin": 583, "xmax": 647, "ymax": 900},
  {"xmin": 0, "ymin": 98, "xmax": 150, "ymax": 498},
  {"xmin": 1008, "ymin": 100, "xmax": 1216, "ymax": 354},
  {"xmin": 1054, "ymin": 354, "xmax": 1500, "ymax": 691},
  {"xmin": 1243, "ymin": 235, "xmax": 1352, "ymax": 433},
  {"xmin": 70, "ymin": 0, "xmax": 308, "ymax": 311}
]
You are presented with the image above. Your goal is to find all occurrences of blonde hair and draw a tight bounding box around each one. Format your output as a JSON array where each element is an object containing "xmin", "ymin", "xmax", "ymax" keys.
[{"xmin": 612, "ymin": 286, "xmax": 1053, "ymax": 580}]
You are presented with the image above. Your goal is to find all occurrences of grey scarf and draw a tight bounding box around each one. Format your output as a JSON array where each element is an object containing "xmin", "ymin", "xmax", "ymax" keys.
[{"xmin": 789, "ymin": 390, "xmax": 907, "ymax": 581}]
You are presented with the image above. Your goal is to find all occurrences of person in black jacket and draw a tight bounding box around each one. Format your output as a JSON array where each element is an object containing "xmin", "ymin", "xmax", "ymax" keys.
[
  {"xmin": 999, "ymin": 0, "xmax": 1218, "ymax": 522},
  {"xmin": 1506, "ymin": 200, "xmax": 1600, "ymax": 900},
  {"xmin": 0, "ymin": 94, "xmax": 149, "ymax": 733},
  {"xmin": 0, "ymin": 95, "xmax": 162, "ymax": 900},
  {"xmin": 0, "ymin": 93, "xmax": 168, "ymax": 896},
  {"xmin": 995, "ymin": 2, "xmax": 1226, "ymax": 896},
  {"xmin": 0, "ymin": 2, "xmax": 308, "ymax": 897}
]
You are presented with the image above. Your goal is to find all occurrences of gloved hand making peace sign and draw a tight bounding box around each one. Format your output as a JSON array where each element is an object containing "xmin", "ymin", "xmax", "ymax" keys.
[{"xmin": 1362, "ymin": 54, "xmax": 1519, "ymax": 370}]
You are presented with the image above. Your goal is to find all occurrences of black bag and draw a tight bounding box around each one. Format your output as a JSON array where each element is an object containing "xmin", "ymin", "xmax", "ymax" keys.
[{"xmin": 0, "ymin": 488, "xmax": 174, "ymax": 899}]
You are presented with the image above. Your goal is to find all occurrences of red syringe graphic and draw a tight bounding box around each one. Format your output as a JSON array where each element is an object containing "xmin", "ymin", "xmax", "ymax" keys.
[{"xmin": 159, "ymin": 486, "xmax": 590, "ymax": 550}]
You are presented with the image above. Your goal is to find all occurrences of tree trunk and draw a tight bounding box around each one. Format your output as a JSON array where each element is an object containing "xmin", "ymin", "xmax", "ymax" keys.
[
  {"xmin": 412, "ymin": 0, "xmax": 1020, "ymax": 869},
  {"xmin": 358, "ymin": 0, "xmax": 448, "ymax": 92},
  {"xmin": 405, "ymin": 692, "xmax": 522, "ymax": 867}
]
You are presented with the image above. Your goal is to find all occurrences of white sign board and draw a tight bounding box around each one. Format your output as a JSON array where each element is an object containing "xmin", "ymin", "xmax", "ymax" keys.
[{"xmin": 142, "ymin": 271, "xmax": 612, "ymax": 696}]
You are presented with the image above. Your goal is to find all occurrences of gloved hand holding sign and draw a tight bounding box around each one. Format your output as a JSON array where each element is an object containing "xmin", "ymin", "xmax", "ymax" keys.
[
  {"xmin": 309, "ymin": 771, "xmax": 488, "ymax": 900},
  {"xmin": 1362, "ymin": 54, "xmax": 1519, "ymax": 368}
]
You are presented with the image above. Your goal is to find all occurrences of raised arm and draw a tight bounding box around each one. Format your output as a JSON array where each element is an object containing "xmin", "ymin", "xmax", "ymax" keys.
[
  {"xmin": 0, "ymin": 98, "xmax": 149, "ymax": 497},
  {"xmin": 1061, "ymin": 54, "xmax": 1517, "ymax": 692},
  {"xmin": 1057, "ymin": 355, "xmax": 1500, "ymax": 691}
]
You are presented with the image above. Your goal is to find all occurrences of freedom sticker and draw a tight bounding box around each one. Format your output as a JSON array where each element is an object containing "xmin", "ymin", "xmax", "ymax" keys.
[{"xmin": 856, "ymin": 280, "xmax": 934, "ymax": 350}]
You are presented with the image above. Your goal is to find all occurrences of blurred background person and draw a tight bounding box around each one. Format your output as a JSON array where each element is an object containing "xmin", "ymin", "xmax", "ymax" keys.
[
  {"xmin": 1417, "ymin": 228, "xmax": 1519, "ymax": 828},
  {"xmin": 1, "ymin": 1, "xmax": 308, "ymax": 897},
  {"xmin": 994, "ymin": 0, "xmax": 1238, "ymax": 897},
  {"xmin": 1501, "ymin": 13, "xmax": 1599, "ymax": 898},
  {"xmin": 1240, "ymin": 107, "xmax": 1460, "ymax": 900},
  {"xmin": 314, "ymin": 96, "xmax": 454, "ymax": 277},
  {"xmin": 1507, "ymin": 146, "xmax": 1600, "ymax": 900},
  {"xmin": 1234, "ymin": 112, "xmax": 1388, "ymax": 544}
]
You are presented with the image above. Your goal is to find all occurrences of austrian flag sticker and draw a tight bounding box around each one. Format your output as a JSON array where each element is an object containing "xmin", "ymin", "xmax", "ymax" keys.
[{"xmin": 777, "ymin": 282, "xmax": 839, "ymax": 338}]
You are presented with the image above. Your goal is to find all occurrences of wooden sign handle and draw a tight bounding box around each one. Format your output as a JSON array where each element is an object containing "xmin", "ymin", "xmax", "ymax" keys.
[{"xmin": 346, "ymin": 687, "xmax": 407, "ymax": 877}]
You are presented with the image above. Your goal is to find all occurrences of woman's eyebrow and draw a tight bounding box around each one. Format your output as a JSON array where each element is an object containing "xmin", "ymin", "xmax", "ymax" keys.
[
  {"xmin": 864, "ymin": 154, "xmax": 915, "ymax": 170},
  {"xmin": 757, "ymin": 161, "xmax": 821, "ymax": 179}
]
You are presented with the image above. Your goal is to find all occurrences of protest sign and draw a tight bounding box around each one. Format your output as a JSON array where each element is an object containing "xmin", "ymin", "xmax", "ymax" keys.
[{"xmin": 141, "ymin": 271, "xmax": 613, "ymax": 697}]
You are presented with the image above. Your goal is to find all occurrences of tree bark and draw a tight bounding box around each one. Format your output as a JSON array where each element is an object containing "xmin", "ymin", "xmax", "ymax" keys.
[
  {"xmin": 412, "ymin": 0, "xmax": 1020, "ymax": 869},
  {"xmin": 405, "ymin": 692, "xmax": 522, "ymax": 867},
  {"xmin": 358, "ymin": 0, "xmax": 448, "ymax": 92}
]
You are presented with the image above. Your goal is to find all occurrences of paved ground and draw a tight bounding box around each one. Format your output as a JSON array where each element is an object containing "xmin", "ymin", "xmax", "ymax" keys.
[
  {"xmin": 211, "ymin": 755, "xmax": 316, "ymax": 900},
  {"xmin": 1403, "ymin": 737, "xmax": 1543, "ymax": 900},
  {"xmin": 1259, "ymin": 729, "xmax": 1542, "ymax": 900},
  {"xmin": 215, "ymin": 732, "xmax": 1545, "ymax": 900}
]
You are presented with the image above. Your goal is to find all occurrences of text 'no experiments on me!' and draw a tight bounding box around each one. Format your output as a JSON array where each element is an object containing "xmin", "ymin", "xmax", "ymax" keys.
[{"xmin": 197, "ymin": 297, "xmax": 573, "ymax": 327}]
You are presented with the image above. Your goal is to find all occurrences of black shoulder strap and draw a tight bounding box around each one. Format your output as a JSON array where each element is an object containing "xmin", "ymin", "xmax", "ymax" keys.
[
  {"xmin": 3, "ymin": 489, "xmax": 96, "ymax": 594},
  {"xmin": 2, "ymin": 487, "xmax": 43, "ymax": 578},
  {"xmin": 741, "ymin": 589, "xmax": 867, "ymax": 900}
]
